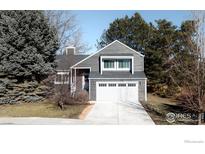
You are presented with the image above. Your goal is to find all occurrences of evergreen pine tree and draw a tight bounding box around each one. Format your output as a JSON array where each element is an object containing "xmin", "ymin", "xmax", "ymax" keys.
[{"xmin": 0, "ymin": 10, "xmax": 59, "ymax": 81}]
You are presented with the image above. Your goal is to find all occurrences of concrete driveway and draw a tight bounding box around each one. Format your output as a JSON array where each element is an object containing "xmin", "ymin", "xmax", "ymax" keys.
[
  {"xmin": 0, "ymin": 101, "xmax": 154, "ymax": 125},
  {"xmin": 85, "ymin": 101, "xmax": 155, "ymax": 125}
]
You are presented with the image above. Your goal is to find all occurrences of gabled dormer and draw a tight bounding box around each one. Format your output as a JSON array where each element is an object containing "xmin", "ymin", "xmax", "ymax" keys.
[
  {"xmin": 71, "ymin": 40, "xmax": 144, "ymax": 73},
  {"xmin": 100, "ymin": 54, "xmax": 134, "ymax": 74}
]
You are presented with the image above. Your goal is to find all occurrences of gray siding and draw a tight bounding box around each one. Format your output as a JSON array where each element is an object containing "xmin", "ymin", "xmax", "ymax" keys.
[
  {"xmin": 75, "ymin": 41, "xmax": 144, "ymax": 72},
  {"xmin": 90, "ymin": 79, "xmax": 146, "ymax": 101}
]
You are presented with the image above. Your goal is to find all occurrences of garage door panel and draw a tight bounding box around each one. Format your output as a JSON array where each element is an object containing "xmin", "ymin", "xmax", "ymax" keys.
[{"xmin": 96, "ymin": 82, "xmax": 138, "ymax": 102}]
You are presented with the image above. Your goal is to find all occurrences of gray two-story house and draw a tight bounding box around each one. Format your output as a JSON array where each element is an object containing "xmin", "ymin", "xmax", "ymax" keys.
[{"xmin": 55, "ymin": 40, "xmax": 147, "ymax": 103}]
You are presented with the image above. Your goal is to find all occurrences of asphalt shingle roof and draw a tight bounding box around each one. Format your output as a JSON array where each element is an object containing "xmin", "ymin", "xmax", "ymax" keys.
[{"xmin": 56, "ymin": 54, "xmax": 88, "ymax": 70}]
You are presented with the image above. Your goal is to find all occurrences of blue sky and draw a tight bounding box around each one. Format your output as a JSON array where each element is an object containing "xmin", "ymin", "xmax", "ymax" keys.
[{"xmin": 72, "ymin": 10, "xmax": 191, "ymax": 53}]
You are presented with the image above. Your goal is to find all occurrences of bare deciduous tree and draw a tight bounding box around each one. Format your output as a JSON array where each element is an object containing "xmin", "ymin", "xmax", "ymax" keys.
[
  {"xmin": 170, "ymin": 11, "xmax": 205, "ymax": 124},
  {"xmin": 44, "ymin": 10, "xmax": 90, "ymax": 54},
  {"xmin": 192, "ymin": 11, "xmax": 205, "ymax": 124}
]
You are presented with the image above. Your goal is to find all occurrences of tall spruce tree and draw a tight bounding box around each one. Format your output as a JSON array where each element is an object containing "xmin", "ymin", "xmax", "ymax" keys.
[
  {"xmin": 145, "ymin": 20, "xmax": 178, "ymax": 95},
  {"xmin": 0, "ymin": 11, "xmax": 59, "ymax": 81},
  {"xmin": 97, "ymin": 13, "xmax": 150, "ymax": 54}
]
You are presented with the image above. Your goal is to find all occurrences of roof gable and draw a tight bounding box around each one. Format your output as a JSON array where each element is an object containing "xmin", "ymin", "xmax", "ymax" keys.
[{"xmin": 71, "ymin": 40, "xmax": 144, "ymax": 68}]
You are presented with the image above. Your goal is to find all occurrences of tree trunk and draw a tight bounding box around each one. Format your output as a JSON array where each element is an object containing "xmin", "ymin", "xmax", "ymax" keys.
[{"xmin": 198, "ymin": 112, "xmax": 202, "ymax": 125}]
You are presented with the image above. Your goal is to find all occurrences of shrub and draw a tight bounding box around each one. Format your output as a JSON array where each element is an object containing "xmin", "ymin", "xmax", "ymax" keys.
[
  {"xmin": 53, "ymin": 86, "xmax": 89, "ymax": 109},
  {"xmin": 176, "ymin": 89, "xmax": 201, "ymax": 113},
  {"xmin": 74, "ymin": 90, "xmax": 89, "ymax": 103},
  {"xmin": 53, "ymin": 85, "xmax": 73, "ymax": 109},
  {"xmin": 151, "ymin": 83, "xmax": 180, "ymax": 98}
]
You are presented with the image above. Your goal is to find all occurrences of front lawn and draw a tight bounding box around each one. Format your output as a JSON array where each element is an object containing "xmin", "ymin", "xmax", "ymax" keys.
[
  {"xmin": 142, "ymin": 94, "xmax": 198, "ymax": 125},
  {"xmin": 0, "ymin": 101, "xmax": 93, "ymax": 119}
]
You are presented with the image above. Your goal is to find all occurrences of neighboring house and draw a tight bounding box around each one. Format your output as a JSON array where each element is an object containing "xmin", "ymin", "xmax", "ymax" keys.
[{"xmin": 55, "ymin": 40, "xmax": 147, "ymax": 102}]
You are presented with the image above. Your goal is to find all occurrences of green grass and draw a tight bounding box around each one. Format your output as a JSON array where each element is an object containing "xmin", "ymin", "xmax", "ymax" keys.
[
  {"xmin": 142, "ymin": 94, "xmax": 197, "ymax": 125},
  {"xmin": 0, "ymin": 101, "xmax": 92, "ymax": 119}
]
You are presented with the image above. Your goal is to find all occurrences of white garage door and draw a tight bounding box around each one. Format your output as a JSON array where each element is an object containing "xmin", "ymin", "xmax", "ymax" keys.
[{"xmin": 96, "ymin": 82, "xmax": 138, "ymax": 102}]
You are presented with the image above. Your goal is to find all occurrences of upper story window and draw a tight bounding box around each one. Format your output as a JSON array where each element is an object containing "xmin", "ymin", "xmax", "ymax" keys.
[
  {"xmin": 104, "ymin": 60, "xmax": 115, "ymax": 69},
  {"xmin": 118, "ymin": 59, "xmax": 130, "ymax": 69},
  {"xmin": 102, "ymin": 59, "xmax": 131, "ymax": 71}
]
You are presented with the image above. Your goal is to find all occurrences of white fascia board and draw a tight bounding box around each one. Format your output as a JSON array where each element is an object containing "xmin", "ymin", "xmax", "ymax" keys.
[
  {"xmin": 74, "ymin": 67, "xmax": 91, "ymax": 69},
  {"xmin": 73, "ymin": 67, "xmax": 91, "ymax": 71}
]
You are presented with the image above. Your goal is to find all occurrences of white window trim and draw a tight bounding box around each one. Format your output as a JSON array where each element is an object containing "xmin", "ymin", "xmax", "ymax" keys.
[
  {"xmin": 54, "ymin": 71, "xmax": 70, "ymax": 84},
  {"xmin": 56, "ymin": 72, "xmax": 70, "ymax": 75},
  {"xmin": 100, "ymin": 56, "xmax": 134, "ymax": 74},
  {"xmin": 131, "ymin": 57, "xmax": 134, "ymax": 74}
]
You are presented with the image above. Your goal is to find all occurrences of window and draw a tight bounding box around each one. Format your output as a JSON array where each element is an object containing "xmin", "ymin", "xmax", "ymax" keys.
[
  {"xmin": 102, "ymin": 58, "xmax": 132, "ymax": 71},
  {"xmin": 128, "ymin": 83, "xmax": 136, "ymax": 87},
  {"xmin": 56, "ymin": 74, "xmax": 62, "ymax": 82},
  {"xmin": 55, "ymin": 72, "xmax": 69, "ymax": 84},
  {"xmin": 118, "ymin": 83, "xmax": 126, "ymax": 87},
  {"xmin": 108, "ymin": 83, "xmax": 116, "ymax": 87},
  {"xmin": 104, "ymin": 60, "xmax": 115, "ymax": 69},
  {"xmin": 118, "ymin": 59, "xmax": 130, "ymax": 69},
  {"xmin": 99, "ymin": 83, "xmax": 107, "ymax": 87}
]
